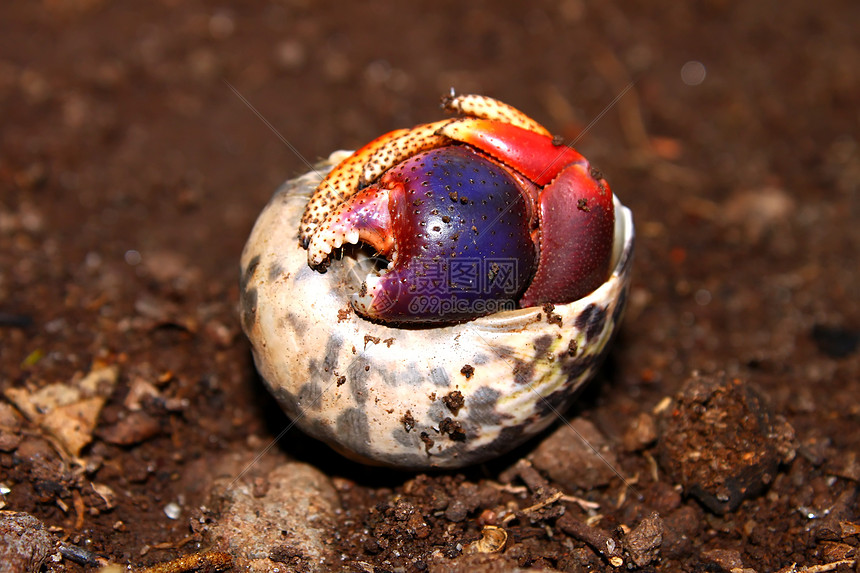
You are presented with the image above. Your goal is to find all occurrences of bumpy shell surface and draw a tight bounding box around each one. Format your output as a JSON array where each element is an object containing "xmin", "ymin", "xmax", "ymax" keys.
[{"xmin": 240, "ymin": 151, "xmax": 634, "ymax": 469}]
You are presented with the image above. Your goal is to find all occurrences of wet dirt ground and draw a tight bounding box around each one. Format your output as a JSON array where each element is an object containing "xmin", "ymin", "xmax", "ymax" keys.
[{"xmin": 2, "ymin": 1, "xmax": 859, "ymax": 571}]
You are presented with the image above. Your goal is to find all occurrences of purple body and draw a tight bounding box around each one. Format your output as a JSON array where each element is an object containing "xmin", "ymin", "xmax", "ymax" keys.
[{"xmin": 352, "ymin": 146, "xmax": 539, "ymax": 324}]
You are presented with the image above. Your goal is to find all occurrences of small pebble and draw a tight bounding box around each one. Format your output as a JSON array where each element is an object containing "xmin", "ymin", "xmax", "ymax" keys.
[
  {"xmin": 97, "ymin": 411, "xmax": 161, "ymax": 445},
  {"xmin": 661, "ymin": 505, "xmax": 701, "ymax": 559},
  {"xmin": 206, "ymin": 461, "xmax": 339, "ymax": 572},
  {"xmin": 701, "ymin": 547, "xmax": 744, "ymax": 571},
  {"xmin": 164, "ymin": 502, "xmax": 181, "ymax": 520},
  {"xmin": 529, "ymin": 418, "xmax": 618, "ymax": 491},
  {"xmin": 657, "ymin": 372, "xmax": 796, "ymax": 514},
  {"xmin": 622, "ymin": 512, "xmax": 664, "ymax": 567},
  {"xmin": 621, "ymin": 411, "xmax": 658, "ymax": 452},
  {"xmin": 0, "ymin": 511, "xmax": 56, "ymax": 573}
]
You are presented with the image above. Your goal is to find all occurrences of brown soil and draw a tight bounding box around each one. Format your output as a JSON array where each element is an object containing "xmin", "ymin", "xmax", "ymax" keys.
[{"xmin": 2, "ymin": 1, "xmax": 859, "ymax": 572}]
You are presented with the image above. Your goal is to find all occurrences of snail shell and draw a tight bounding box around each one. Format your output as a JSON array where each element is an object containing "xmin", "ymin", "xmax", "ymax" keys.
[{"xmin": 240, "ymin": 151, "xmax": 634, "ymax": 469}]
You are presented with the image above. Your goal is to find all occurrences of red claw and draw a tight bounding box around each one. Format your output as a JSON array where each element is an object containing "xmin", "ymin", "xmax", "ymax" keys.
[
  {"xmin": 519, "ymin": 162, "xmax": 614, "ymax": 307},
  {"xmin": 302, "ymin": 94, "xmax": 617, "ymax": 323},
  {"xmin": 441, "ymin": 116, "xmax": 615, "ymax": 308}
]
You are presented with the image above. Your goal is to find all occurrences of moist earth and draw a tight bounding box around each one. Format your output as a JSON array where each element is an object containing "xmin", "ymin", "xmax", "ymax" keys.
[{"xmin": 1, "ymin": 1, "xmax": 859, "ymax": 572}]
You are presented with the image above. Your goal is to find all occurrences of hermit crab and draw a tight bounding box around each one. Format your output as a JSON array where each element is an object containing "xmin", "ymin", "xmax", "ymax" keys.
[{"xmin": 240, "ymin": 94, "xmax": 634, "ymax": 469}]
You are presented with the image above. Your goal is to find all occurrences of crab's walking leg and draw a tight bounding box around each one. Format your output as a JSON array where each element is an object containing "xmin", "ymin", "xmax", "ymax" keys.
[
  {"xmin": 358, "ymin": 120, "xmax": 450, "ymax": 187},
  {"xmin": 438, "ymin": 118, "xmax": 587, "ymax": 186},
  {"xmin": 302, "ymin": 94, "xmax": 558, "ymax": 264},
  {"xmin": 299, "ymin": 128, "xmax": 409, "ymax": 248},
  {"xmin": 441, "ymin": 93, "xmax": 551, "ymax": 137}
]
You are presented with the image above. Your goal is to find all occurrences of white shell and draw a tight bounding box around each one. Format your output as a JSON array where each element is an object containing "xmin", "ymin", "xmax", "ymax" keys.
[{"xmin": 240, "ymin": 151, "xmax": 634, "ymax": 469}]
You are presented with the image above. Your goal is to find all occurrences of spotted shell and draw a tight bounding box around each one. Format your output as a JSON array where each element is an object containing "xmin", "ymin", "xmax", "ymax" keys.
[{"xmin": 240, "ymin": 151, "xmax": 634, "ymax": 469}]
